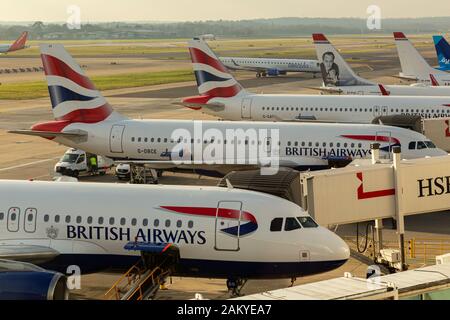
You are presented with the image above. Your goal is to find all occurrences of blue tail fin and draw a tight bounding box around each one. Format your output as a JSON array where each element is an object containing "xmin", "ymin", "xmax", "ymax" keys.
[{"xmin": 433, "ymin": 35, "xmax": 450, "ymax": 71}]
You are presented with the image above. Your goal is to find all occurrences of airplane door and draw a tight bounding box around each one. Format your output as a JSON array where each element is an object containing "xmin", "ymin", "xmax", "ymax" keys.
[
  {"xmin": 24, "ymin": 208, "xmax": 37, "ymax": 233},
  {"xmin": 110, "ymin": 125, "xmax": 125, "ymax": 153},
  {"xmin": 214, "ymin": 201, "xmax": 242, "ymax": 251},
  {"xmin": 7, "ymin": 207, "xmax": 20, "ymax": 232},
  {"xmin": 241, "ymin": 98, "xmax": 252, "ymax": 119}
]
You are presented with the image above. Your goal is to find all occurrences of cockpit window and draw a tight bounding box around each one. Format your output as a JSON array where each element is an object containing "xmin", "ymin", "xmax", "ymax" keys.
[
  {"xmin": 417, "ymin": 141, "xmax": 427, "ymax": 150},
  {"xmin": 297, "ymin": 217, "xmax": 318, "ymax": 228},
  {"xmin": 285, "ymin": 217, "xmax": 302, "ymax": 231},
  {"xmin": 408, "ymin": 141, "xmax": 416, "ymax": 150},
  {"xmin": 270, "ymin": 218, "xmax": 283, "ymax": 232},
  {"xmin": 424, "ymin": 141, "xmax": 436, "ymax": 148}
]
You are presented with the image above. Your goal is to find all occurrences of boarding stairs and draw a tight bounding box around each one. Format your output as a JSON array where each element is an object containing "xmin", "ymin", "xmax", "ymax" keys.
[{"xmin": 105, "ymin": 242, "xmax": 179, "ymax": 300}]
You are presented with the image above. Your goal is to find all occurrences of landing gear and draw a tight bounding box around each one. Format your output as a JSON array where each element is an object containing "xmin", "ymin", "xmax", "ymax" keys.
[
  {"xmin": 256, "ymin": 72, "xmax": 261, "ymax": 78},
  {"xmin": 130, "ymin": 165, "xmax": 159, "ymax": 184},
  {"xmin": 226, "ymin": 278, "xmax": 247, "ymax": 297},
  {"xmin": 290, "ymin": 277, "xmax": 297, "ymax": 287}
]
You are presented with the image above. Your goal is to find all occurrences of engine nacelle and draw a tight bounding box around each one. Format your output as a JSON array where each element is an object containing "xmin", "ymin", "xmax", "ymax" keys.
[
  {"xmin": 267, "ymin": 68, "xmax": 280, "ymax": 76},
  {"xmin": 0, "ymin": 271, "xmax": 68, "ymax": 300},
  {"xmin": 0, "ymin": 259, "xmax": 69, "ymax": 300}
]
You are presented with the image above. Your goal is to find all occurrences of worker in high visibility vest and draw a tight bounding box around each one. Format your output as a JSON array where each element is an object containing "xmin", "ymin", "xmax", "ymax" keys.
[{"xmin": 89, "ymin": 155, "xmax": 98, "ymax": 174}]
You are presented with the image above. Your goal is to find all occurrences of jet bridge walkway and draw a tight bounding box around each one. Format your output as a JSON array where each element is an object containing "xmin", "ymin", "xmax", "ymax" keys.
[{"xmin": 105, "ymin": 242, "xmax": 179, "ymax": 300}]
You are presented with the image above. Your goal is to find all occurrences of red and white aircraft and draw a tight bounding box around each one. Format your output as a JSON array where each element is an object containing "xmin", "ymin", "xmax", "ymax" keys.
[
  {"xmin": 9, "ymin": 44, "xmax": 446, "ymax": 178},
  {"xmin": 394, "ymin": 32, "xmax": 450, "ymax": 86},
  {"xmin": 182, "ymin": 38, "xmax": 450, "ymax": 123},
  {"xmin": 0, "ymin": 179, "xmax": 350, "ymax": 298},
  {"xmin": 312, "ymin": 33, "xmax": 450, "ymax": 96},
  {"xmin": 0, "ymin": 32, "xmax": 29, "ymax": 54}
]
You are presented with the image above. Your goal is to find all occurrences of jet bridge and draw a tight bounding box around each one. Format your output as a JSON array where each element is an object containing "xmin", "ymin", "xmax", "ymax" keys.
[{"xmin": 300, "ymin": 144, "xmax": 450, "ymax": 270}]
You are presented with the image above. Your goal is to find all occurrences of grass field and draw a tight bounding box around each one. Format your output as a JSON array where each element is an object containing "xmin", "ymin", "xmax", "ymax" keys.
[{"xmin": 0, "ymin": 69, "xmax": 194, "ymax": 100}]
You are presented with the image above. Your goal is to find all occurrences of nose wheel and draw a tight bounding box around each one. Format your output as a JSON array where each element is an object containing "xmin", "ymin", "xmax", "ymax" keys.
[{"xmin": 226, "ymin": 278, "xmax": 247, "ymax": 297}]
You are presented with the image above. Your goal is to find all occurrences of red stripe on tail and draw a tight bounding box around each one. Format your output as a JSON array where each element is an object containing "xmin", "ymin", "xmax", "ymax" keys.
[
  {"xmin": 189, "ymin": 47, "xmax": 229, "ymax": 73},
  {"xmin": 41, "ymin": 54, "xmax": 96, "ymax": 90},
  {"xmin": 57, "ymin": 104, "xmax": 113, "ymax": 123}
]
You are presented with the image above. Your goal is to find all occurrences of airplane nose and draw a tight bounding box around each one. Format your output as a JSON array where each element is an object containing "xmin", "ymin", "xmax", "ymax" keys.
[{"xmin": 321, "ymin": 227, "xmax": 350, "ymax": 262}]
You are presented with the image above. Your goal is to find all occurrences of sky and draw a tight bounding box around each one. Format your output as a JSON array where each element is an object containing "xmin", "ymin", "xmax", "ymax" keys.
[{"xmin": 1, "ymin": 0, "xmax": 450, "ymax": 22}]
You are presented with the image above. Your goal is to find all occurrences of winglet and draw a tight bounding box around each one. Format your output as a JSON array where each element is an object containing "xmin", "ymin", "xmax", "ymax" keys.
[
  {"xmin": 430, "ymin": 74, "xmax": 439, "ymax": 86},
  {"xmin": 312, "ymin": 33, "xmax": 329, "ymax": 43},
  {"xmin": 393, "ymin": 32, "xmax": 407, "ymax": 40}
]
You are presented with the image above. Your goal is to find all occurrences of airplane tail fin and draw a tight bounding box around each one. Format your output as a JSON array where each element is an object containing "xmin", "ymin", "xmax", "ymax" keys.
[
  {"xmin": 187, "ymin": 38, "xmax": 245, "ymax": 98},
  {"xmin": 8, "ymin": 31, "xmax": 28, "ymax": 52},
  {"xmin": 312, "ymin": 33, "xmax": 374, "ymax": 87},
  {"xmin": 393, "ymin": 32, "xmax": 446, "ymax": 79},
  {"xmin": 433, "ymin": 35, "xmax": 450, "ymax": 71},
  {"xmin": 39, "ymin": 44, "xmax": 126, "ymax": 125}
]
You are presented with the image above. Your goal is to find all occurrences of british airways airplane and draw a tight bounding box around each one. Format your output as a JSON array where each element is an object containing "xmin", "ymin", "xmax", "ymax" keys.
[
  {"xmin": 0, "ymin": 31, "xmax": 29, "ymax": 54},
  {"xmin": 433, "ymin": 35, "xmax": 450, "ymax": 72},
  {"xmin": 9, "ymin": 44, "xmax": 446, "ymax": 178},
  {"xmin": 182, "ymin": 38, "xmax": 450, "ymax": 123},
  {"xmin": 311, "ymin": 33, "xmax": 450, "ymax": 96},
  {"xmin": 0, "ymin": 179, "xmax": 349, "ymax": 299},
  {"xmin": 394, "ymin": 32, "xmax": 450, "ymax": 86}
]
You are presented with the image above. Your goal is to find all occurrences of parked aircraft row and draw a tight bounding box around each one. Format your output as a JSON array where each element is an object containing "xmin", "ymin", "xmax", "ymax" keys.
[{"xmin": 2, "ymin": 32, "xmax": 450, "ymax": 299}]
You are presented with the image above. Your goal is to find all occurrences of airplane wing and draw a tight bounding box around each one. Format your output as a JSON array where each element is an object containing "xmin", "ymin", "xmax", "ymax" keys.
[
  {"xmin": 8, "ymin": 129, "xmax": 87, "ymax": 139},
  {"xmin": 301, "ymin": 86, "xmax": 344, "ymax": 94},
  {"xmin": 0, "ymin": 244, "xmax": 60, "ymax": 264},
  {"xmin": 390, "ymin": 75, "xmax": 418, "ymax": 82},
  {"xmin": 173, "ymin": 101, "xmax": 225, "ymax": 111}
]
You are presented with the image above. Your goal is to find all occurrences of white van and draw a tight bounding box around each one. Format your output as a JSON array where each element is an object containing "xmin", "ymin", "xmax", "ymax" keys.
[{"xmin": 55, "ymin": 148, "xmax": 114, "ymax": 177}]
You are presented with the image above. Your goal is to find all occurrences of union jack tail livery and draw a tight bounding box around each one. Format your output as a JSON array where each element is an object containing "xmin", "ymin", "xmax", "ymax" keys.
[
  {"xmin": 8, "ymin": 31, "xmax": 28, "ymax": 52},
  {"xmin": 40, "ymin": 44, "xmax": 125, "ymax": 124},
  {"xmin": 187, "ymin": 39, "xmax": 244, "ymax": 98}
]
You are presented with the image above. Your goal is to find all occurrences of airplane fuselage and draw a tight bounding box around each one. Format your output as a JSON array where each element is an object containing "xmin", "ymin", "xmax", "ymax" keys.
[
  {"xmin": 320, "ymin": 84, "xmax": 450, "ymax": 96},
  {"xmin": 220, "ymin": 57, "xmax": 320, "ymax": 74},
  {"xmin": 0, "ymin": 180, "xmax": 349, "ymax": 277}
]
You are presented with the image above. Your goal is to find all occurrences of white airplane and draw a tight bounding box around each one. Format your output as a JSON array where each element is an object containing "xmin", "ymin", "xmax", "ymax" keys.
[
  {"xmin": 312, "ymin": 33, "xmax": 450, "ymax": 96},
  {"xmin": 0, "ymin": 31, "xmax": 29, "ymax": 54},
  {"xmin": 0, "ymin": 179, "xmax": 350, "ymax": 299},
  {"xmin": 9, "ymin": 44, "xmax": 446, "ymax": 178},
  {"xmin": 182, "ymin": 38, "xmax": 450, "ymax": 123},
  {"xmin": 394, "ymin": 32, "xmax": 450, "ymax": 86}
]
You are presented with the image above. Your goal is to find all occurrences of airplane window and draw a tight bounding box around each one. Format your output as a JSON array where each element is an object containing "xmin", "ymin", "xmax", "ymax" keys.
[
  {"xmin": 431, "ymin": 110, "xmax": 434, "ymax": 113},
  {"xmin": 308, "ymin": 142, "xmax": 312, "ymax": 147},
  {"xmin": 157, "ymin": 138, "xmax": 161, "ymax": 143},
  {"xmin": 351, "ymin": 143, "xmax": 355, "ymax": 148},
  {"xmin": 284, "ymin": 217, "xmax": 302, "ymax": 231},
  {"xmin": 320, "ymin": 108, "xmax": 323, "ymax": 111},
  {"xmin": 339, "ymin": 108, "xmax": 343, "ymax": 112},
  {"xmin": 44, "ymin": 214, "xmax": 49, "ymax": 222},
  {"xmin": 165, "ymin": 220, "xmax": 171, "ymax": 227},
  {"xmin": 164, "ymin": 138, "xmax": 168, "ymax": 143},
  {"xmin": 344, "ymin": 108, "xmax": 348, "ymax": 112},
  {"xmin": 87, "ymin": 217, "xmax": 93, "ymax": 224},
  {"xmin": 315, "ymin": 142, "xmax": 319, "ymax": 147},
  {"xmin": 151, "ymin": 138, "xmax": 154, "ymax": 142},
  {"xmin": 65, "ymin": 215, "xmax": 71, "ymax": 223},
  {"xmin": 297, "ymin": 216, "xmax": 318, "ymax": 228},
  {"xmin": 287, "ymin": 141, "xmax": 291, "ymax": 146},
  {"xmin": 417, "ymin": 141, "xmax": 427, "ymax": 150},
  {"xmin": 271, "ymin": 107, "xmax": 274, "ymax": 111},
  {"xmin": 408, "ymin": 142, "xmax": 416, "ymax": 150},
  {"xmin": 344, "ymin": 143, "xmax": 348, "ymax": 148},
  {"xmin": 330, "ymin": 142, "xmax": 333, "ymax": 147},
  {"xmin": 300, "ymin": 108, "xmax": 304, "ymax": 111},
  {"xmin": 109, "ymin": 217, "xmax": 115, "ymax": 225},
  {"xmin": 301, "ymin": 142, "xmax": 305, "ymax": 146},
  {"xmin": 143, "ymin": 219, "xmax": 148, "ymax": 226},
  {"xmin": 294, "ymin": 141, "xmax": 298, "ymax": 146},
  {"xmin": 358, "ymin": 143, "xmax": 362, "ymax": 148},
  {"xmin": 322, "ymin": 142, "xmax": 326, "ymax": 147},
  {"xmin": 154, "ymin": 219, "xmax": 159, "ymax": 227},
  {"xmin": 349, "ymin": 108, "xmax": 352, "ymax": 112},
  {"xmin": 0, "ymin": 212, "xmax": 3, "ymax": 220},
  {"xmin": 270, "ymin": 218, "xmax": 283, "ymax": 232},
  {"xmin": 177, "ymin": 220, "xmax": 182, "ymax": 228},
  {"xmin": 281, "ymin": 107, "xmax": 284, "ymax": 111},
  {"xmin": 11, "ymin": 213, "xmax": 16, "ymax": 221},
  {"xmin": 55, "ymin": 215, "xmax": 60, "ymax": 223},
  {"xmin": 98, "ymin": 217, "xmax": 104, "ymax": 225},
  {"xmin": 425, "ymin": 141, "xmax": 436, "ymax": 148},
  {"xmin": 245, "ymin": 140, "xmax": 248, "ymax": 145},
  {"xmin": 120, "ymin": 218, "xmax": 126, "ymax": 226},
  {"xmin": 131, "ymin": 137, "xmax": 135, "ymax": 142},
  {"xmin": 337, "ymin": 143, "xmax": 340, "ymax": 147},
  {"xmin": 138, "ymin": 137, "xmax": 141, "ymax": 142},
  {"xmin": 131, "ymin": 218, "xmax": 137, "ymax": 226},
  {"xmin": 76, "ymin": 216, "xmax": 82, "ymax": 224},
  {"xmin": 262, "ymin": 107, "xmax": 265, "ymax": 111},
  {"xmin": 188, "ymin": 221, "xmax": 194, "ymax": 228}
]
